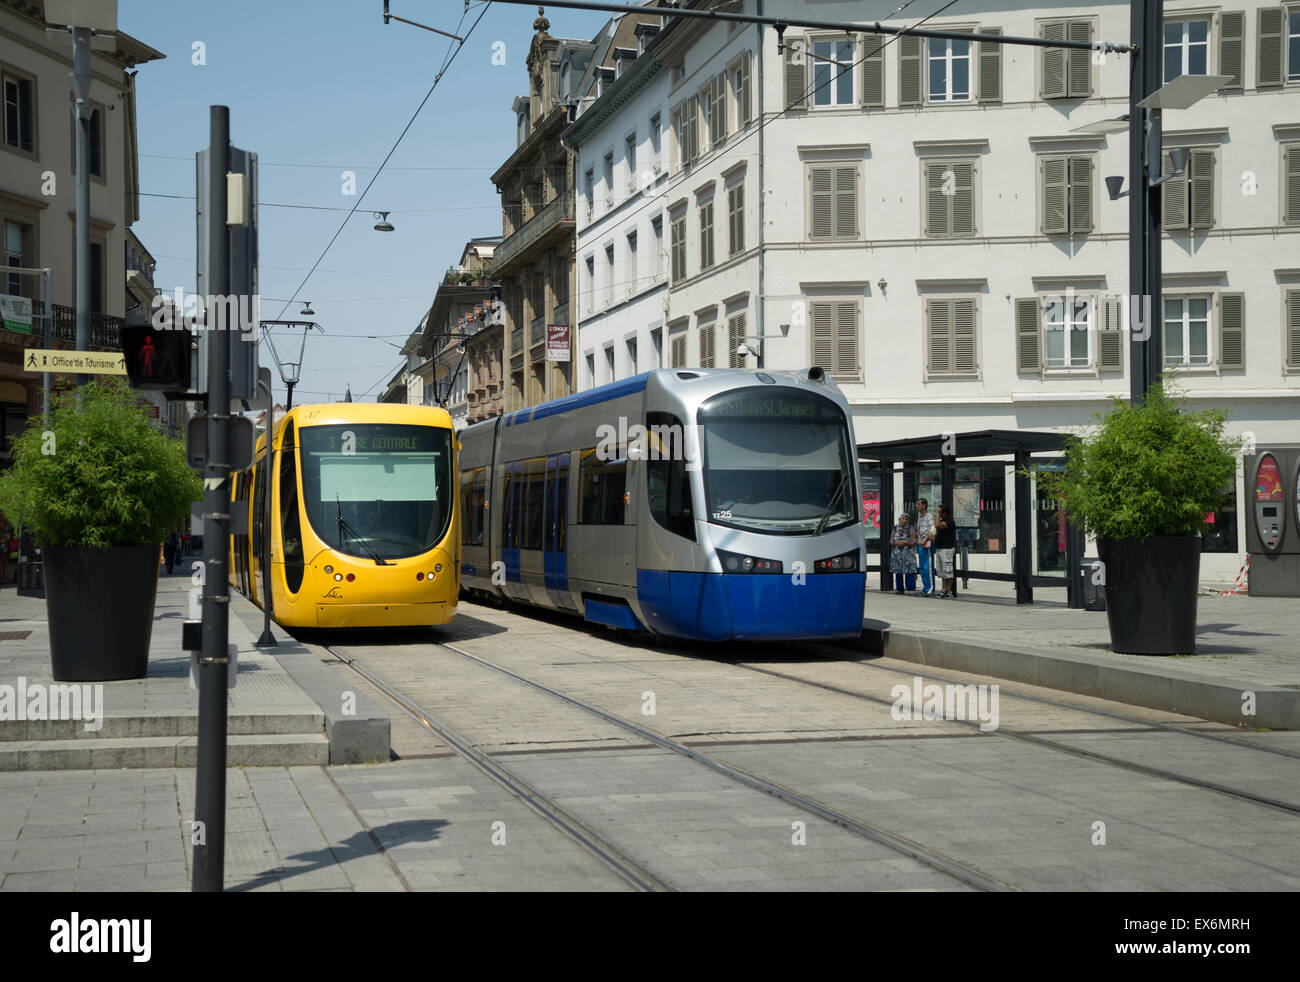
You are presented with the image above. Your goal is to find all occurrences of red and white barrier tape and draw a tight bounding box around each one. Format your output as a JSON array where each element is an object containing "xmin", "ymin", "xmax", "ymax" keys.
[{"xmin": 1218, "ymin": 554, "xmax": 1250, "ymax": 597}]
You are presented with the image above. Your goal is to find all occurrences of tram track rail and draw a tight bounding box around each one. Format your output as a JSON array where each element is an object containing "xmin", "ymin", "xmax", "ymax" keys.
[
  {"xmin": 421, "ymin": 640, "xmax": 1017, "ymax": 892},
  {"xmin": 322, "ymin": 643, "xmax": 674, "ymax": 893},
  {"xmin": 711, "ymin": 644, "xmax": 1300, "ymax": 818}
]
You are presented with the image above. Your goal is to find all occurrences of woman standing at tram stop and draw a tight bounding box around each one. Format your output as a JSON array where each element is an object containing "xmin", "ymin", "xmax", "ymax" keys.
[
  {"xmin": 889, "ymin": 512, "xmax": 918, "ymax": 594},
  {"xmin": 915, "ymin": 498, "xmax": 936, "ymax": 596}
]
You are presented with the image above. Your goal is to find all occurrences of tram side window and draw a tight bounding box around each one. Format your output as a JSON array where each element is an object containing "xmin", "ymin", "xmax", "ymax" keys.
[
  {"xmin": 502, "ymin": 470, "xmax": 517, "ymax": 549},
  {"xmin": 279, "ymin": 422, "xmax": 305, "ymax": 593},
  {"xmin": 580, "ymin": 448, "xmax": 627, "ymax": 525},
  {"xmin": 522, "ymin": 457, "xmax": 546, "ymax": 550},
  {"xmin": 461, "ymin": 470, "xmax": 485, "ymax": 547},
  {"xmin": 646, "ymin": 412, "xmax": 695, "ymax": 540},
  {"xmin": 251, "ymin": 456, "xmax": 266, "ymax": 561},
  {"xmin": 470, "ymin": 470, "xmax": 487, "ymax": 545}
]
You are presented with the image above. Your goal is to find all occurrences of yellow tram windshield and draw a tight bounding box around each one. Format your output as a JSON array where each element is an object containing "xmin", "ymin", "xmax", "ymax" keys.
[{"xmin": 297, "ymin": 422, "xmax": 452, "ymax": 561}]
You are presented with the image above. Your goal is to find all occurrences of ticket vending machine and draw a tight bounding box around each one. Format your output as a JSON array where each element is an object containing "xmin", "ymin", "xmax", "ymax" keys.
[{"xmin": 1247, "ymin": 445, "xmax": 1300, "ymax": 597}]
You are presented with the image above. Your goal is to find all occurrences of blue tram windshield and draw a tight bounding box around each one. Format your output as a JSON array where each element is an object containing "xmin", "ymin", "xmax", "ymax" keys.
[
  {"xmin": 298, "ymin": 423, "xmax": 452, "ymax": 560},
  {"xmin": 698, "ymin": 389, "xmax": 856, "ymax": 535}
]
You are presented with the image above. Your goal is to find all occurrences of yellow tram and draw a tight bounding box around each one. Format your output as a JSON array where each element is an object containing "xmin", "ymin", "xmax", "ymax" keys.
[{"xmin": 229, "ymin": 403, "xmax": 459, "ymax": 629}]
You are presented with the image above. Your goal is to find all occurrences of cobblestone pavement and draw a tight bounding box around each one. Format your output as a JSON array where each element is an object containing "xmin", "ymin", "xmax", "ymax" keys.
[
  {"xmin": 3, "ymin": 591, "xmax": 1299, "ymax": 891},
  {"xmin": 865, "ymin": 580, "xmax": 1300, "ymax": 688}
]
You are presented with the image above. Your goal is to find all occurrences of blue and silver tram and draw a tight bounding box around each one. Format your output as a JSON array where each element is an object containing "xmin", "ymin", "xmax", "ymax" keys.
[{"xmin": 459, "ymin": 368, "xmax": 865, "ymax": 641}]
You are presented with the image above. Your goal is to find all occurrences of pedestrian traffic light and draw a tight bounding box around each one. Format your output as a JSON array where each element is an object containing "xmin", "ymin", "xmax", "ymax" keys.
[{"xmin": 120, "ymin": 323, "xmax": 192, "ymax": 392}]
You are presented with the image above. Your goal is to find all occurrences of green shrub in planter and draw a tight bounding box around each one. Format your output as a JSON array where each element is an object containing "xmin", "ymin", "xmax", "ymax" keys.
[
  {"xmin": 1038, "ymin": 383, "xmax": 1241, "ymax": 654},
  {"xmin": 0, "ymin": 380, "xmax": 203, "ymax": 680}
]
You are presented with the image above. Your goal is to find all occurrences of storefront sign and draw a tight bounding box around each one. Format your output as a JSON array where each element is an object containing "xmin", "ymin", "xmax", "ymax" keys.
[{"xmin": 546, "ymin": 324, "xmax": 570, "ymax": 362}]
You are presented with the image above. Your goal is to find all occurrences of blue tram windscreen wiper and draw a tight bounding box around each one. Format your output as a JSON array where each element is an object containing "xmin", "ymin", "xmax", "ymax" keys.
[{"xmin": 814, "ymin": 471, "xmax": 850, "ymax": 537}]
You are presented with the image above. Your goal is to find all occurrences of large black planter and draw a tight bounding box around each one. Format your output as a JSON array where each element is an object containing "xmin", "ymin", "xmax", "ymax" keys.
[
  {"xmin": 43, "ymin": 545, "xmax": 160, "ymax": 681},
  {"xmin": 1096, "ymin": 536, "xmax": 1201, "ymax": 655}
]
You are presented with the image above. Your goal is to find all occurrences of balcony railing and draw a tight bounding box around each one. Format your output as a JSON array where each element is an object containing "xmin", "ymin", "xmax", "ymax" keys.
[
  {"xmin": 491, "ymin": 193, "xmax": 574, "ymax": 274},
  {"xmin": 27, "ymin": 301, "xmax": 124, "ymax": 350},
  {"xmin": 552, "ymin": 301, "xmax": 570, "ymax": 327},
  {"xmin": 511, "ymin": 325, "xmax": 523, "ymax": 355},
  {"xmin": 530, "ymin": 315, "xmax": 546, "ymax": 346}
]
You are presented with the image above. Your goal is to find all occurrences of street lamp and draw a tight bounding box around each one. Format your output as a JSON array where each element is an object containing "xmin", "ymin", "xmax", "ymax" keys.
[
  {"xmin": 299, "ymin": 301, "xmax": 314, "ymax": 316},
  {"xmin": 373, "ymin": 211, "xmax": 395, "ymax": 232},
  {"xmin": 261, "ymin": 319, "xmax": 323, "ymax": 409},
  {"xmin": 44, "ymin": 0, "xmax": 116, "ymax": 389}
]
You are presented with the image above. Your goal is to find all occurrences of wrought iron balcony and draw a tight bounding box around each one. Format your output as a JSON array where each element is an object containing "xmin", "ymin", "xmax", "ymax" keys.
[
  {"xmin": 530, "ymin": 314, "xmax": 546, "ymax": 346},
  {"xmin": 27, "ymin": 301, "xmax": 124, "ymax": 350},
  {"xmin": 490, "ymin": 193, "xmax": 574, "ymax": 275}
]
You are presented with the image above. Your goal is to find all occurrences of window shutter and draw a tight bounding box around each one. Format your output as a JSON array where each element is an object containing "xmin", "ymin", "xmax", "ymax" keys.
[
  {"xmin": 740, "ymin": 55, "xmax": 752, "ymax": 125},
  {"xmin": 978, "ymin": 27, "xmax": 1002, "ymax": 104},
  {"xmin": 1161, "ymin": 151, "xmax": 1189, "ymax": 230},
  {"xmin": 1257, "ymin": 8, "xmax": 1285, "ymax": 88},
  {"xmin": 809, "ymin": 166, "xmax": 833, "ymax": 239},
  {"xmin": 686, "ymin": 96, "xmax": 698, "ymax": 162},
  {"xmin": 1015, "ymin": 297, "xmax": 1041, "ymax": 373},
  {"xmin": 1041, "ymin": 157, "xmax": 1068, "ymax": 234},
  {"xmin": 834, "ymin": 301, "xmax": 858, "ymax": 377},
  {"xmin": 785, "ymin": 39, "xmax": 808, "ymax": 110},
  {"xmin": 952, "ymin": 299, "xmax": 976, "ymax": 373},
  {"xmin": 714, "ymin": 73, "xmax": 727, "ymax": 144},
  {"xmin": 861, "ymin": 35, "xmax": 885, "ymax": 108},
  {"xmin": 926, "ymin": 163, "xmax": 950, "ymax": 236},
  {"xmin": 1287, "ymin": 290, "xmax": 1300, "ymax": 369},
  {"xmin": 951, "ymin": 161, "xmax": 975, "ymax": 236},
  {"xmin": 1067, "ymin": 20, "xmax": 1092, "ymax": 97},
  {"xmin": 811, "ymin": 301, "xmax": 834, "ymax": 369},
  {"xmin": 1069, "ymin": 156, "xmax": 1093, "ymax": 234},
  {"xmin": 1218, "ymin": 292, "xmax": 1244, "ymax": 369},
  {"xmin": 899, "ymin": 34, "xmax": 922, "ymax": 106},
  {"xmin": 1218, "ymin": 12, "xmax": 1244, "ymax": 90},
  {"xmin": 699, "ymin": 322, "xmax": 715, "ymax": 368},
  {"xmin": 928, "ymin": 299, "xmax": 952, "ymax": 373},
  {"xmin": 1041, "ymin": 21, "xmax": 1067, "ymax": 99},
  {"xmin": 728, "ymin": 313, "xmax": 745, "ymax": 368},
  {"xmin": 834, "ymin": 166, "xmax": 857, "ymax": 239},
  {"xmin": 1189, "ymin": 149, "xmax": 1215, "ymax": 229},
  {"xmin": 1286, "ymin": 146, "xmax": 1300, "ymax": 225},
  {"xmin": 1097, "ymin": 295, "xmax": 1124, "ymax": 371}
]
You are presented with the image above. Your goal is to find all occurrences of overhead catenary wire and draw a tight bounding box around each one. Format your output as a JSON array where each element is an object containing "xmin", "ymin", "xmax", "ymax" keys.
[
  {"xmin": 269, "ymin": 0, "xmax": 493, "ymax": 326},
  {"xmin": 135, "ymin": 190, "xmax": 495, "ymax": 214}
]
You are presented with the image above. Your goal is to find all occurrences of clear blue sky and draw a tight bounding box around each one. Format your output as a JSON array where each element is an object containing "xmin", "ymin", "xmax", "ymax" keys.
[{"xmin": 123, "ymin": 0, "xmax": 610, "ymax": 405}]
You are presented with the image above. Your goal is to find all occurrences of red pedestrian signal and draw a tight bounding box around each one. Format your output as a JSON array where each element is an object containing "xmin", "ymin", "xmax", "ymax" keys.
[{"xmin": 120, "ymin": 324, "xmax": 192, "ymax": 391}]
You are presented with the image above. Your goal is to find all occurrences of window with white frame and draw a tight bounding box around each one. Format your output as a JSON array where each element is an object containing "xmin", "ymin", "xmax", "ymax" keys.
[
  {"xmin": 626, "ymin": 336, "xmax": 638, "ymax": 374},
  {"xmin": 1043, "ymin": 294, "xmax": 1093, "ymax": 369},
  {"xmin": 650, "ymin": 113, "xmax": 662, "ymax": 170},
  {"xmin": 813, "ymin": 37, "xmax": 855, "ymax": 106},
  {"xmin": 650, "ymin": 325, "xmax": 663, "ymax": 367},
  {"xmin": 1164, "ymin": 295, "xmax": 1212, "ymax": 367},
  {"xmin": 625, "ymin": 132, "xmax": 637, "ymax": 192},
  {"xmin": 605, "ymin": 344, "xmax": 616, "ymax": 381},
  {"xmin": 2, "ymin": 68, "xmax": 35, "ymax": 153},
  {"xmin": 586, "ymin": 351, "xmax": 596, "ymax": 386},
  {"xmin": 1290, "ymin": 11, "xmax": 1300, "ymax": 83},
  {"xmin": 651, "ymin": 215, "xmax": 664, "ymax": 278},
  {"xmin": 626, "ymin": 230, "xmax": 638, "ymax": 294},
  {"xmin": 927, "ymin": 36, "xmax": 972, "ymax": 102},
  {"xmin": 1163, "ymin": 19, "xmax": 1210, "ymax": 83},
  {"xmin": 585, "ymin": 255, "xmax": 595, "ymax": 313},
  {"xmin": 605, "ymin": 244, "xmax": 615, "ymax": 303},
  {"xmin": 603, "ymin": 152, "xmax": 614, "ymax": 205},
  {"xmin": 584, "ymin": 169, "xmax": 594, "ymax": 220},
  {"xmin": 731, "ymin": 53, "xmax": 752, "ymax": 127}
]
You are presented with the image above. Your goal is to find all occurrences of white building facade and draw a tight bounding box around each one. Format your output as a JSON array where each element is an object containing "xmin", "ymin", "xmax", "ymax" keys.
[{"xmin": 567, "ymin": 0, "xmax": 1300, "ymax": 583}]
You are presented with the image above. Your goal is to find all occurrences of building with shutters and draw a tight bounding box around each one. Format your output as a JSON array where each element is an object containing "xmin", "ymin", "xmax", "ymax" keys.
[{"xmin": 565, "ymin": 0, "xmax": 1300, "ymax": 583}]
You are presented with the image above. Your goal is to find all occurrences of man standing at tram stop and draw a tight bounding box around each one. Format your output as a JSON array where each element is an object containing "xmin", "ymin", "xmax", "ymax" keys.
[{"xmin": 916, "ymin": 499, "xmax": 936, "ymax": 597}]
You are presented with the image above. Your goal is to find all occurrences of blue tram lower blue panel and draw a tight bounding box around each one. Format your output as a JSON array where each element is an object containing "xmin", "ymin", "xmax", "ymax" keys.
[{"xmin": 636, "ymin": 570, "xmax": 865, "ymax": 642}]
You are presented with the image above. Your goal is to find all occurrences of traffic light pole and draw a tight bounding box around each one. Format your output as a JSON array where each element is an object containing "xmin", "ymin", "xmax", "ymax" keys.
[
  {"xmin": 193, "ymin": 106, "xmax": 232, "ymax": 893},
  {"xmin": 1130, "ymin": 0, "xmax": 1164, "ymax": 403}
]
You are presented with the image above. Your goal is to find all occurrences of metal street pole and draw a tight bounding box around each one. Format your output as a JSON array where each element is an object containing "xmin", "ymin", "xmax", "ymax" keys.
[
  {"xmin": 42, "ymin": 268, "xmax": 51, "ymax": 425},
  {"xmin": 1130, "ymin": 0, "xmax": 1163, "ymax": 403},
  {"xmin": 255, "ymin": 377, "xmax": 276, "ymax": 648},
  {"xmin": 193, "ymin": 105, "xmax": 232, "ymax": 894},
  {"xmin": 71, "ymin": 26, "xmax": 92, "ymax": 389}
]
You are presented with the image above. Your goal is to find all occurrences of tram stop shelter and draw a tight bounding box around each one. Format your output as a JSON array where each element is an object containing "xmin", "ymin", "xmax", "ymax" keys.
[{"xmin": 858, "ymin": 430, "xmax": 1089, "ymax": 606}]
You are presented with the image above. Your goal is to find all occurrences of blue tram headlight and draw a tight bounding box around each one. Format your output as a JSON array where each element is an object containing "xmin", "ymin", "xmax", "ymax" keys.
[
  {"xmin": 717, "ymin": 549, "xmax": 783, "ymax": 574},
  {"xmin": 814, "ymin": 549, "xmax": 859, "ymax": 573}
]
